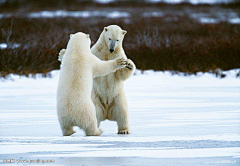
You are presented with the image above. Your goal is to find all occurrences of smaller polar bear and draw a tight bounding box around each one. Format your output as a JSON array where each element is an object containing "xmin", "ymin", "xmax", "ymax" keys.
[
  {"xmin": 91, "ymin": 25, "xmax": 136, "ymax": 134},
  {"xmin": 57, "ymin": 32, "xmax": 127, "ymax": 136}
]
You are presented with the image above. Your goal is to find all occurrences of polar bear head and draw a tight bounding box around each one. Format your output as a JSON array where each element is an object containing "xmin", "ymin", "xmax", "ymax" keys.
[
  {"xmin": 67, "ymin": 32, "xmax": 91, "ymax": 52},
  {"xmin": 103, "ymin": 25, "xmax": 127, "ymax": 53}
]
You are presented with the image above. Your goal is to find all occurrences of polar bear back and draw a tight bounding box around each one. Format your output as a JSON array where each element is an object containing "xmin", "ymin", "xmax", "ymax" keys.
[{"xmin": 57, "ymin": 33, "xmax": 94, "ymax": 102}]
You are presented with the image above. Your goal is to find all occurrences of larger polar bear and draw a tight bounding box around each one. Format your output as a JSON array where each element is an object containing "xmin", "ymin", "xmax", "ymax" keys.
[
  {"xmin": 91, "ymin": 25, "xmax": 136, "ymax": 134},
  {"xmin": 57, "ymin": 32, "xmax": 127, "ymax": 136}
]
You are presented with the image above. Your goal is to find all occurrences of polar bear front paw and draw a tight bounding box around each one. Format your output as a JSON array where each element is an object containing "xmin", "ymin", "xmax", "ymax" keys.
[
  {"xmin": 58, "ymin": 49, "xmax": 66, "ymax": 62},
  {"xmin": 126, "ymin": 61, "xmax": 133, "ymax": 70},
  {"xmin": 116, "ymin": 57, "xmax": 127, "ymax": 67},
  {"xmin": 118, "ymin": 129, "xmax": 130, "ymax": 134}
]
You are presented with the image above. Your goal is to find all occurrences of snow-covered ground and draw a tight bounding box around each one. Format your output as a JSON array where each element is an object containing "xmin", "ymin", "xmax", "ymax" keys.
[{"xmin": 0, "ymin": 70, "xmax": 240, "ymax": 165}]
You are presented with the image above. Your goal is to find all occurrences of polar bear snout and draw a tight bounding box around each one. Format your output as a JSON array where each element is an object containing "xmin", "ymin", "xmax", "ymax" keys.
[
  {"xmin": 109, "ymin": 41, "xmax": 115, "ymax": 53},
  {"xmin": 110, "ymin": 48, "xmax": 114, "ymax": 53}
]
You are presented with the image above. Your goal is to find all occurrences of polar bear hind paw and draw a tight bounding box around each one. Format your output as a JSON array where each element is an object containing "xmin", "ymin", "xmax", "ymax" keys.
[
  {"xmin": 63, "ymin": 129, "xmax": 76, "ymax": 136},
  {"xmin": 118, "ymin": 129, "xmax": 130, "ymax": 134},
  {"xmin": 86, "ymin": 128, "xmax": 103, "ymax": 136}
]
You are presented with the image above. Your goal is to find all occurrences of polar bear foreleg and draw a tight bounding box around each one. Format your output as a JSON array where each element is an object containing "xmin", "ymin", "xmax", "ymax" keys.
[{"xmin": 93, "ymin": 57, "xmax": 127, "ymax": 78}]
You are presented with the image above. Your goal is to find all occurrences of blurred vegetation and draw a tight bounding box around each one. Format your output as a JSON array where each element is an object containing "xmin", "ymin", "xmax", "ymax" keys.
[
  {"xmin": 0, "ymin": 0, "xmax": 240, "ymax": 77},
  {"xmin": 1, "ymin": 0, "xmax": 240, "ymax": 10}
]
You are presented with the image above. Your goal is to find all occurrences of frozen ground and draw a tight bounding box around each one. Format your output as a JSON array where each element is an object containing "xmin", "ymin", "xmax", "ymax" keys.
[{"xmin": 0, "ymin": 70, "xmax": 240, "ymax": 165}]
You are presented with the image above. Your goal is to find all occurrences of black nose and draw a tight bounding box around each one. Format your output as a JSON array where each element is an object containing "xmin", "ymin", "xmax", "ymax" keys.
[{"xmin": 110, "ymin": 49, "xmax": 114, "ymax": 53}]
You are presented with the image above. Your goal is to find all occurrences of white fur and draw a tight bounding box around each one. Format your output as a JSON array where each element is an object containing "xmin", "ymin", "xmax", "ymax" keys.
[
  {"xmin": 57, "ymin": 32, "xmax": 127, "ymax": 136},
  {"xmin": 91, "ymin": 25, "xmax": 136, "ymax": 134}
]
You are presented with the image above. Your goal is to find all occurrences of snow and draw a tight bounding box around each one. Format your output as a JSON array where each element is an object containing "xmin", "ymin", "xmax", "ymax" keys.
[
  {"xmin": 0, "ymin": 43, "xmax": 20, "ymax": 49},
  {"xmin": 28, "ymin": 10, "xmax": 130, "ymax": 18},
  {"xmin": 0, "ymin": 0, "xmax": 236, "ymax": 5},
  {"xmin": 190, "ymin": 12, "xmax": 240, "ymax": 24},
  {"xmin": 143, "ymin": 12, "xmax": 165, "ymax": 17},
  {"xmin": 199, "ymin": 17, "xmax": 219, "ymax": 23},
  {"xmin": 229, "ymin": 18, "xmax": 240, "ymax": 24},
  {"xmin": 0, "ymin": 43, "xmax": 7, "ymax": 49},
  {"xmin": 146, "ymin": 0, "xmax": 235, "ymax": 4},
  {"xmin": 0, "ymin": 9, "xmax": 239, "ymax": 25},
  {"xmin": 0, "ymin": 69, "xmax": 240, "ymax": 165},
  {"xmin": 95, "ymin": 0, "xmax": 115, "ymax": 4},
  {"xmin": 0, "ymin": 13, "xmax": 12, "ymax": 19}
]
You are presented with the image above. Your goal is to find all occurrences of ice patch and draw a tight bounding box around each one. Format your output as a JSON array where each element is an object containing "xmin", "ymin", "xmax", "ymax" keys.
[
  {"xmin": 83, "ymin": 134, "xmax": 240, "ymax": 142},
  {"xmin": 1, "ymin": 134, "xmax": 239, "ymax": 144},
  {"xmin": 35, "ymin": 147, "xmax": 240, "ymax": 158},
  {"xmin": 0, "ymin": 144, "xmax": 113, "ymax": 154}
]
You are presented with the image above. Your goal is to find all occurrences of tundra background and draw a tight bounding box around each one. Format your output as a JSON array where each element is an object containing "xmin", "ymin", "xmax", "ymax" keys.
[{"xmin": 0, "ymin": 0, "xmax": 240, "ymax": 77}]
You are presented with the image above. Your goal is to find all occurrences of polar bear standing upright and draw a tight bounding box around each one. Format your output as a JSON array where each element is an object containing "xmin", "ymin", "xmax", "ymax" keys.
[
  {"xmin": 57, "ymin": 32, "xmax": 127, "ymax": 136},
  {"xmin": 91, "ymin": 25, "xmax": 136, "ymax": 134}
]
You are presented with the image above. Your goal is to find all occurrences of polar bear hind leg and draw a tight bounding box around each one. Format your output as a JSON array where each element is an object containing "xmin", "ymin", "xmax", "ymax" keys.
[
  {"xmin": 92, "ymin": 93, "xmax": 106, "ymax": 127},
  {"xmin": 58, "ymin": 117, "xmax": 76, "ymax": 136},
  {"xmin": 111, "ymin": 93, "xmax": 130, "ymax": 134},
  {"xmin": 74, "ymin": 102, "xmax": 103, "ymax": 136}
]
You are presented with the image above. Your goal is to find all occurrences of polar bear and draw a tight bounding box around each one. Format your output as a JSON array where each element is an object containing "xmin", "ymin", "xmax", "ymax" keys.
[
  {"xmin": 57, "ymin": 32, "xmax": 127, "ymax": 136},
  {"xmin": 91, "ymin": 25, "xmax": 136, "ymax": 134}
]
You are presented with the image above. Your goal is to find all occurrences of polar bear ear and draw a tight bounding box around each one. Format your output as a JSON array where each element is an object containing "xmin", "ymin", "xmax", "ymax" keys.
[
  {"xmin": 122, "ymin": 30, "xmax": 127, "ymax": 35},
  {"xmin": 70, "ymin": 34, "xmax": 73, "ymax": 38},
  {"xmin": 104, "ymin": 27, "xmax": 108, "ymax": 32},
  {"xmin": 86, "ymin": 34, "xmax": 90, "ymax": 38}
]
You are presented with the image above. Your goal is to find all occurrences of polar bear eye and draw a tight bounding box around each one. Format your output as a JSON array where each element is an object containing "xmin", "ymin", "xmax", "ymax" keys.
[
  {"xmin": 116, "ymin": 40, "xmax": 119, "ymax": 42},
  {"xmin": 109, "ymin": 38, "xmax": 111, "ymax": 40}
]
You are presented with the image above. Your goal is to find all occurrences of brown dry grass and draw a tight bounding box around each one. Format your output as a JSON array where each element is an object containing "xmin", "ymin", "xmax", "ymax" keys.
[{"xmin": 0, "ymin": 1, "xmax": 240, "ymax": 77}]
